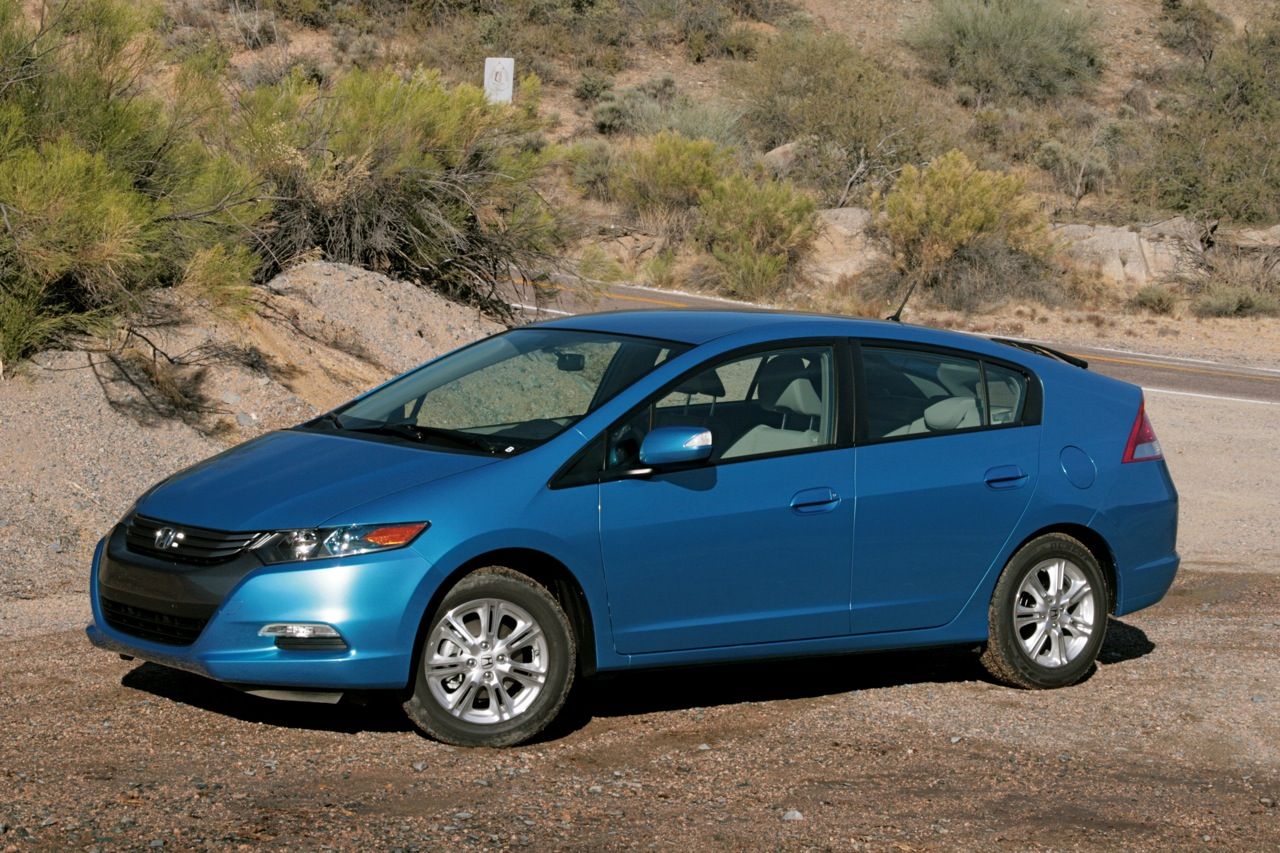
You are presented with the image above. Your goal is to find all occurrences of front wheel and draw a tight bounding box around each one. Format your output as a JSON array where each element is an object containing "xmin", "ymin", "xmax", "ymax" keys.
[
  {"xmin": 980, "ymin": 533, "xmax": 1108, "ymax": 689},
  {"xmin": 405, "ymin": 567, "xmax": 576, "ymax": 747}
]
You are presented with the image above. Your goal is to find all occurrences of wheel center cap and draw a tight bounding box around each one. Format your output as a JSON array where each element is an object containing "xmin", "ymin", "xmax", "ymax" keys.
[{"xmin": 481, "ymin": 655, "xmax": 494, "ymax": 669}]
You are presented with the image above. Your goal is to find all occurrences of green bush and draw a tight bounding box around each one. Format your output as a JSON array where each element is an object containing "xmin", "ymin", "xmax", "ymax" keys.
[
  {"xmin": 876, "ymin": 150, "xmax": 1051, "ymax": 301},
  {"xmin": 567, "ymin": 139, "xmax": 616, "ymax": 201},
  {"xmin": 908, "ymin": 0, "xmax": 1102, "ymax": 103},
  {"xmin": 739, "ymin": 30, "xmax": 947, "ymax": 204},
  {"xmin": 1138, "ymin": 17, "xmax": 1280, "ymax": 222},
  {"xmin": 610, "ymin": 131, "xmax": 733, "ymax": 224},
  {"xmin": 235, "ymin": 68, "xmax": 563, "ymax": 310},
  {"xmin": 1184, "ymin": 249, "xmax": 1280, "ymax": 317},
  {"xmin": 697, "ymin": 173, "xmax": 817, "ymax": 299},
  {"xmin": 0, "ymin": 0, "xmax": 261, "ymax": 372}
]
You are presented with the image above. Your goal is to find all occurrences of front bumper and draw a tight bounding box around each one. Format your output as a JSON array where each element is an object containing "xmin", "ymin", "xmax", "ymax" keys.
[{"xmin": 86, "ymin": 531, "xmax": 435, "ymax": 691}]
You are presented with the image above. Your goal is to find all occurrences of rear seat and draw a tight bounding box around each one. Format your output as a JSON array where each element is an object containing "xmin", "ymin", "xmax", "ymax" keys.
[{"xmin": 884, "ymin": 396, "xmax": 981, "ymax": 437}]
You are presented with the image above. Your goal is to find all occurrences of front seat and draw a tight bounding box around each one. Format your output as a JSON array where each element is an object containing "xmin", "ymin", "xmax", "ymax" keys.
[{"xmin": 721, "ymin": 355, "xmax": 825, "ymax": 459}]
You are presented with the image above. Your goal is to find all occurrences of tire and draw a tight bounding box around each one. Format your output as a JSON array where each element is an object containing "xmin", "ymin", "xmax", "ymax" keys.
[
  {"xmin": 980, "ymin": 533, "xmax": 1108, "ymax": 689},
  {"xmin": 404, "ymin": 567, "xmax": 576, "ymax": 747}
]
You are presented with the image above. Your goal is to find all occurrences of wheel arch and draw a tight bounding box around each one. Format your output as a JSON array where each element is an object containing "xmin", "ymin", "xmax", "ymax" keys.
[
  {"xmin": 406, "ymin": 547, "xmax": 599, "ymax": 690},
  {"xmin": 1009, "ymin": 523, "xmax": 1118, "ymax": 613}
]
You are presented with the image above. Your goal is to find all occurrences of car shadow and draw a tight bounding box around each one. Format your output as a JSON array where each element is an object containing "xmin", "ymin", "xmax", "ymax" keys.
[
  {"xmin": 119, "ymin": 618, "xmax": 1154, "ymax": 741},
  {"xmin": 542, "ymin": 617, "xmax": 1157, "ymax": 742},
  {"xmin": 121, "ymin": 662, "xmax": 414, "ymax": 734}
]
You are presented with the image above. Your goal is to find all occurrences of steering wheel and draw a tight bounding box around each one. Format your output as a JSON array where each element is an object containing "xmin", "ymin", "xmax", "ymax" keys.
[{"xmin": 608, "ymin": 424, "xmax": 641, "ymax": 469}]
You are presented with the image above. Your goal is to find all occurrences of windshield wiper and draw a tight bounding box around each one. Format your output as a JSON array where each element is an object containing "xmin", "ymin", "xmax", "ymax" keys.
[{"xmin": 341, "ymin": 422, "xmax": 503, "ymax": 455}]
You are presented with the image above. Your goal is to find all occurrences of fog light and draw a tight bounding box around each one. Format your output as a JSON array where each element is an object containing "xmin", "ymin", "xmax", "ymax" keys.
[{"xmin": 259, "ymin": 623, "xmax": 348, "ymax": 651}]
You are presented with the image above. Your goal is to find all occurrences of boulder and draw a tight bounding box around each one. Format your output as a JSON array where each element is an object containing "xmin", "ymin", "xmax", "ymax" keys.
[
  {"xmin": 1054, "ymin": 223, "xmax": 1151, "ymax": 285},
  {"xmin": 762, "ymin": 141, "xmax": 801, "ymax": 176},
  {"xmin": 805, "ymin": 207, "xmax": 888, "ymax": 283},
  {"xmin": 1221, "ymin": 223, "xmax": 1280, "ymax": 250}
]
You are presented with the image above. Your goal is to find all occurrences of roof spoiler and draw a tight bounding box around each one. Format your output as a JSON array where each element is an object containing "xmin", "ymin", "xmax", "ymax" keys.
[{"xmin": 990, "ymin": 338, "xmax": 1089, "ymax": 370}]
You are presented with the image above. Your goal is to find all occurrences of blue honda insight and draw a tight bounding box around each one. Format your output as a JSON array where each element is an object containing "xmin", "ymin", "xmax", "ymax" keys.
[{"xmin": 87, "ymin": 311, "xmax": 1179, "ymax": 746}]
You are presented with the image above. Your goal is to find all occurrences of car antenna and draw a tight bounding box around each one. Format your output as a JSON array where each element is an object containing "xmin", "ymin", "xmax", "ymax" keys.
[{"xmin": 886, "ymin": 280, "xmax": 918, "ymax": 323}]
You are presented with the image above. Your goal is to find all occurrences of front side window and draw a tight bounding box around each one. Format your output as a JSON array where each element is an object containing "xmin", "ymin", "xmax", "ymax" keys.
[
  {"xmin": 862, "ymin": 345, "xmax": 1028, "ymax": 439},
  {"xmin": 312, "ymin": 329, "xmax": 685, "ymax": 455},
  {"xmin": 606, "ymin": 345, "xmax": 837, "ymax": 470}
]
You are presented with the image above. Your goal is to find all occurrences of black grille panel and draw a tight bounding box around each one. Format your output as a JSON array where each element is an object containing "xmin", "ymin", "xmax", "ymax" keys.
[
  {"xmin": 125, "ymin": 516, "xmax": 259, "ymax": 565},
  {"xmin": 100, "ymin": 597, "xmax": 209, "ymax": 645}
]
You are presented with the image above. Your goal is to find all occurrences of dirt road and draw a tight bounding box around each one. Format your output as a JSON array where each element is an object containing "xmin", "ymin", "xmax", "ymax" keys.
[{"xmin": 1, "ymin": 567, "xmax": 1277, "ymax": 850}]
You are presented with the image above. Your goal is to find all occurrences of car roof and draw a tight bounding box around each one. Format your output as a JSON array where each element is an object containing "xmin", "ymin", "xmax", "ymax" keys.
[{"xmin": 535, "ymin": 309, "xmax": 921, "ymax": 346}]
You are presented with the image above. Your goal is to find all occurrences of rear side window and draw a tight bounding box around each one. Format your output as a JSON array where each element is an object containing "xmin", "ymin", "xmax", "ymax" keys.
[{"xmin": 861, "ymin": 345, "xmax": 1029, "ymax": 440}]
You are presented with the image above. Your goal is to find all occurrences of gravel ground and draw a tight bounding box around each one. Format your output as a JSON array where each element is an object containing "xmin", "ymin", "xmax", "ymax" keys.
[{"xmin": 1, "ymin": 266, "xmax": 1277, "ymax": 850}]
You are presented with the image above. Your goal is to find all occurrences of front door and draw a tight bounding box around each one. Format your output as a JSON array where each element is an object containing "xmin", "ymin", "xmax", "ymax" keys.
[{"xmin": 597, "ymin": 344, "xmax": 855, "ymax": 655}]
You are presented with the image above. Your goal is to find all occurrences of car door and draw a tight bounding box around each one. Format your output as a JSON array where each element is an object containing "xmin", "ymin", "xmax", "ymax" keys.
[
  {"xmin": 597, "ymin": 343, "xmax": 856, "ymax": 655},
  {"xmin": 850, "ymin": 344, "xmax": 1041, "ymax": 634}
]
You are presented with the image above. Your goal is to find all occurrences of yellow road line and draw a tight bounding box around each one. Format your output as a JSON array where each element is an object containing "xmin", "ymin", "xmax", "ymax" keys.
[{"xmin": 1074, "ymin": 352, "xmax": 1278, "ymax": 382}]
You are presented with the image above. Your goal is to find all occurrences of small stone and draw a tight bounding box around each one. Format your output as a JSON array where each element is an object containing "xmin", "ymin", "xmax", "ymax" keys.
[
  {"xmin": 1059, "ymin": 754, "xmax": 1071, "ymax": 762},
  {"xmin": 1202, "ymin": 835, "xmax": 1211, "ymax": 843},
  {"xmin": 0, "ymin": 823, "xmax": 7, "ymax": 834},
  {"xmin": 588, "ymin": 786, "xmax": 603, "ymax": 794},
  {"xmin": 474, "ymin": 779, "xmax": 490, "ymax": 787},
  {"xmin": 149, "ymin": 841, "xmax": 165, "ymax": 849},
  {"xmin": 949, "ymin": 736, "xmax": 962, "ymax": 744},
  {"xmin": 412, "ymin": 762, "xmax": 426, "ymax": 772},
  {"xmin": 1250, "ymin": 695, "xmax": 1265, "ymax": 703},
  {"xmin": 782, "ymin": 810, "xmax": 804, "ymax": 822},
  {"xmin": 1260, "ymin": 797, "xmax": 1275, "ymax": 808},
  {"xmin": 235, "ymin": 413, "xmax": 255, "ymax": 427},
  {"xmin": 697, "ymin": 743, "xmax": 711, "ymax": 751},
  {"xmin": 221, "ymin": 392, "xmax": 241, "ymax": 405},
  {"xmin": 454, "ymin": 812, "xmax": 472, "ymax": 821}
]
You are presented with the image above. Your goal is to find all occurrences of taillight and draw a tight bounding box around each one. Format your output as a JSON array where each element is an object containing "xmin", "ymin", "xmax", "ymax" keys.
[{"xmin": 1122, "ymin": 400, "xmax": 1163, "ymax": 463}]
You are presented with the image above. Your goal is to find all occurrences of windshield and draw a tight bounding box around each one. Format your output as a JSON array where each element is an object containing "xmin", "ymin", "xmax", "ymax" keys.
[{"xmin": 307, "ymin": 328, "xmax": 686, "ymax": 456}]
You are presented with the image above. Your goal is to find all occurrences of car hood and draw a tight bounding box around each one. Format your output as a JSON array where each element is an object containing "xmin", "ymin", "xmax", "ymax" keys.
[{"xmin": 134, "ymin": 429, "xmax": 498, "ymax": 531}]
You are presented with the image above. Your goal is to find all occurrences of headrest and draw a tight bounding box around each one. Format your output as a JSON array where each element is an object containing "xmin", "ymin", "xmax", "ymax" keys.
[
  {"xmin": 675, "ymin": 370, "xmax": 726, "ymax": 398},
  {"xmin": 757, "ymin": 354, "xmax": 808, "ymax": 406},
  {"xmin": 772, "ymin": 378, "xmax": 824, "ymax": 417},
  {"xmin": 923, "ymin": 397, "xmax": 978, "ymax": 431}
]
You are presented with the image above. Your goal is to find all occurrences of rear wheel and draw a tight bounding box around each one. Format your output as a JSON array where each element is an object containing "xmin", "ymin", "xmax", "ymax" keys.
[
  {"xmin": 981, "ymin": 533, "xmax": 1107, "ymax": 689},
  {"xmin": 405, "ymin": 567, "xmax": 575, "ymax": 747}
]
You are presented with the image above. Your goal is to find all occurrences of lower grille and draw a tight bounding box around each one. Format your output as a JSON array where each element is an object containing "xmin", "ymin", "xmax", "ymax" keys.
[
  {"xmin": 100, "ymin": 597, "xmax": 209, "ymax": 646},
  {"xmin": 125, "ymin": 516, "xmax": 259, "ymax": 565}
]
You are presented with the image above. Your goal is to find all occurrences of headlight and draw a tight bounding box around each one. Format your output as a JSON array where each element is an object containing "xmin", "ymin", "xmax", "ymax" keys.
[{"xmin": 253, "ymin": 522, "xmax": 429, "ymax": 564}]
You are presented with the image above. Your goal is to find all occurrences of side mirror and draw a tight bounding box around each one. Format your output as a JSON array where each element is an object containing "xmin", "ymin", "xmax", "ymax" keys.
[{"xmin": 639, "ymin": 426, "xmax": 713, "ymax": 467}]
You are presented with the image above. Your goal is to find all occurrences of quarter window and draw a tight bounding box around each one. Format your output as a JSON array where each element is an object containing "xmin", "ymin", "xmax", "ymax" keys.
[{"xmin": 862, "ymin": 346, "xmax": 1028, "ymax": 439}]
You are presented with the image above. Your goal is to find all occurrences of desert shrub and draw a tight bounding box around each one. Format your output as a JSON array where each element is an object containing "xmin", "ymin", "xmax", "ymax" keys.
[
  {"xmin": 643, "ymin": 249, "xmax": 678, "ymax": 288},
  {"xmin": 574, "ymin": 70, "xmax": 613, "ymax": 104},
  {"xmin": 739, "ymin": 30, "xmax": 948, "ymax": 204},
  {"xmin": 1185, "ymin": 249, "xmax": 1280, "ymax": 316},
  {"xmin": 567, "ymin": 139, "xmax": 616, "ymax": 201},
  {"xmin": 1131, "ymin": 284, "xmax": 1177, "ymax": 315},
  {"xmin": 717, "ymin": 23, "xmax": 760, "ymax": 59},
  {"xmin": 229, "ymin": 1, "xmax": 278, "ymax": 49},
  {"xmin": 696, "ymin": 173, "xmax": 817, "ymax": 299},
  {"xmin": 576, "ymin": 244, "xmax": 625, "ymax": 283},
  {"xmin": 0, "ymin": 0, "xmax": 262, "ymax": 371},
  {"xmin": 609, "ymin": 131, "xmax": 733, "ymax": 225},
  {"xmin": 593, "ymin": 77, "xmax": 744, "ymax": 146},
  {"xmin": 1158, "ymin": 0, "xmax": 1228, "ymax": 68},
  {"xmin": 1138, "ymin": 18, "xmax": 1280, "ymax": 222},
  {"xmin": 875, "ymin": 150, "xmax": 1052, "ymax": 307},
  {"xmin": 235, "ymin": 68, "xmax": 563, "ymax": 310},
  {"xmin": 908, "ymin": 0, "xmax": 1102, "ymax": 104},
  {"xmin": 1192, "ymin": 285, "xmax": 1280, "ymax": 317},
  {"xmin": 1034, "ymin": 126, "xmax": 1122, "ymax": 211}
]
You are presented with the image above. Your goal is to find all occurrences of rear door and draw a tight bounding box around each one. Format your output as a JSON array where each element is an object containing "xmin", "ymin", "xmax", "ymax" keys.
[{"xmin": 851, "ymin": 344, "xmax": 1041, "ymax": 634}]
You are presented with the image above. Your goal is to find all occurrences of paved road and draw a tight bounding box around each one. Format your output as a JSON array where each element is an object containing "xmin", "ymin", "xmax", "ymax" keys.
[{"xmin": 516, "ymin": 281, "xmax": 1280, "ymax": 405}]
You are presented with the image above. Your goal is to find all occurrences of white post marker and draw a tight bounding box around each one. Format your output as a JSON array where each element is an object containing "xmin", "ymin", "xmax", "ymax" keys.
[{"xmin": 483, "ymin": 57, "xmax": 515, "ymax": 104}]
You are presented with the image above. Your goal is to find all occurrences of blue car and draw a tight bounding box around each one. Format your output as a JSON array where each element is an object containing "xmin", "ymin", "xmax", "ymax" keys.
[{"xmin": 87, "ymin": 311, "xmax": 1178, "ymax": 746}]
